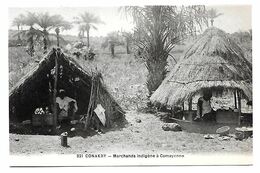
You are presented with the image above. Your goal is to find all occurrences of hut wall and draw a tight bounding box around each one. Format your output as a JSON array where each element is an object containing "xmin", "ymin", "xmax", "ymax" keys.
[{"xmin": 97, "ymin": 86, "xmax": 123, "ymax": 127}]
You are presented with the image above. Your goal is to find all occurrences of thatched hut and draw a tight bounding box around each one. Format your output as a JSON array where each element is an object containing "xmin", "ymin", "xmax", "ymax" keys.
[
  {"xmin": 150, "ymin": 27, "xmax": 252, "ymax": 125},
  {"xmin": 9, "ymin": 48, "xmax": 125, "ymax": 129}
]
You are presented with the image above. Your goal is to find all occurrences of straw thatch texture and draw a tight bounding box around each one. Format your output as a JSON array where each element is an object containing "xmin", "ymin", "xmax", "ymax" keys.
[
  {"xmin": 9, "ymin": 49, "xmax": 92, "ymax": 98},
  {"xmin": 9, "ymin": 48, "xmax": 124, "ymax": 126},
  {"xmin": 150, "ymin": 27, "xmax": 252, "ymax": 106}
]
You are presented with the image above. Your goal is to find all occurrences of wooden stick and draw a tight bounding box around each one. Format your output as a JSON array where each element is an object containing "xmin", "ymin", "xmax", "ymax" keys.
[
  {"xmin": 84, "ymin": 75, "xmax": 95, "ymax": 129},
  {"xmin": 53, "ymin": 52, "xmax": 59, "ymax": 129},
  {"xmin": 188, "ymin": 97, "xmax": 192, "ymax": 111},
  {"xmin": 234, "ymin": 91, "xmax": 237, "ymax": 109},
  {"xmin": 237, "ymin": 90, "xmax": 242, "ymax": 126}
]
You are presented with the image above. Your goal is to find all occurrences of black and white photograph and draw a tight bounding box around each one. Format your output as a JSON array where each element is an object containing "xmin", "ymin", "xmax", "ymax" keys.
[{"xmin": 6, "ymin": 0, "xmax": 255, "ymax": 167}]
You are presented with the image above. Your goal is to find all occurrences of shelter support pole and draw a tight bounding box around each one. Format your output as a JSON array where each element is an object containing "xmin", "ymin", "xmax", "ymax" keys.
[
  {"xmin": 53, "ymin": 53, "xmax": 59, "ymax": 130},
  {"xmin": 84, "ymin": 76, "xmax": 95, "ymax": 130},
  {"xmin": 234, "ymin": 91, "xmax": 237, "ymax": 109},
  {"xmin": 188, "ymin": 97, "xmax": 192, "ymax": 111},
  {"xmin": 237, "ymin": 90, "xmax": 242, "ymax": 126}
]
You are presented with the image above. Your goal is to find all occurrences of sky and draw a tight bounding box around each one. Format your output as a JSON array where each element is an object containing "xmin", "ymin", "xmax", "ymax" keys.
[{"xmin": 8, "ymin": 5, "xmax": 251, "ymax": 37}]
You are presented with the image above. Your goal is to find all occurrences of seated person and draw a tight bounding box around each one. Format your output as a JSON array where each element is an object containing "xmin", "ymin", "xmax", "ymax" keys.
[
  {"xmin": 194, "ymin": 90, "xmax": 216, "ymax": 122},
  {"xmin": 56, "ymin": 89, "xmax": 78, "ymax": 125}
]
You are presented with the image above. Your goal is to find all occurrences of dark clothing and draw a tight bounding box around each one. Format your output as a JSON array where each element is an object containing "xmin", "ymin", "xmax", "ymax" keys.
[{"xmin": 201, "ymin": 110, "xmax": 216, "ymax": 122}]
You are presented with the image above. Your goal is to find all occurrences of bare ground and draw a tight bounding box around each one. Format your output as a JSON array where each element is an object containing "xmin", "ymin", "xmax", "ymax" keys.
[{"xmin": 9, "ymin": 111, "xmax": 252, "ymax": 156}]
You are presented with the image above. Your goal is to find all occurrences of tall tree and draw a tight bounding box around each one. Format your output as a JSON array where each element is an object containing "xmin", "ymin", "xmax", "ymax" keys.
[
  {"xmin": 121, "ymin": 31, "xmax": 133, "ymax": 54},
  {"xmin": 207, "ymin": 8, "xmax": 223, "ymax": 26},
  {"xmin": 123, "ymin": 6, "xmax": 208, "ymax": 97},
  {"xmin": 101, "ymin": 31, "xmax": 124, "ymax": 57},
  {"xmin": 74, "ymin": 12, "xmax": 104, "ymax": 47},
  {"xmin": 78, "ymin": 24, "xmax": 86, "ymax": 40},
  {"xmin": 35, "ymin": 12, "xmax": 72, "ymax": 53},
  {"xmin": 12, "ymin": 14, "xmax": 25, "ymax": 41},
  {"xmin": 19, "ymin": 12, "xmax": 39, "ymax": 56},
  {"xmin": 53, "ymin": 16, "xmax": 72, "ymax": 47}
]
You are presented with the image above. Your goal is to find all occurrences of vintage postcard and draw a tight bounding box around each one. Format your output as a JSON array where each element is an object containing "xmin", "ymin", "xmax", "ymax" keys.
[{"xmin": 8, "ymin": 1, "xmax": 253, "ymax": 166}]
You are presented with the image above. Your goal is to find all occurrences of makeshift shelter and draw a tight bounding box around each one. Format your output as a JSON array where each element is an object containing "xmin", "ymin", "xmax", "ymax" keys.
[
  {"xmin": 9, "ymin": 48, "xmax": 125, "ymax": 128},
  {"xmin": 150, "ymin": 27, "xmax": 252, "ymax": 125}
]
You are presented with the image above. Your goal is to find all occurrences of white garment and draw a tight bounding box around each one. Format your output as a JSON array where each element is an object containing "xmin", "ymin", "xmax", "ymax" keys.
[
  {"xmin": 56, "ymin": 96, "xmax": 78, "ymax": 112},
  {"xmin": 197, "ymin": 97, "xmax": 212, "ymax": 117}
]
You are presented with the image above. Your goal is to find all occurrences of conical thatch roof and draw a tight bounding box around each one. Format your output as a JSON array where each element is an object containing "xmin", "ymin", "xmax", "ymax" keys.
[
  {"xmin": 150, "ymin": 27, "xmax": 252, "ymax": 106},
  {"xmin": 9, "ymin": 48, "xmax": 125, "ymax": 126}
]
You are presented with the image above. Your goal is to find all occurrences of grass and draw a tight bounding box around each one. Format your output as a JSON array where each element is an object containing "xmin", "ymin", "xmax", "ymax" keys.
[{"xmin": 77, "ymin": 51, "xmax": 149, "ymax": 110}]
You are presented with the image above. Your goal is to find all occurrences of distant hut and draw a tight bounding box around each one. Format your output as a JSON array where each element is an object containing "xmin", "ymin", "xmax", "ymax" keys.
[
  {"xmin": 9, "ymin": 48, "xmax": 125, "ymax": 130},
  {"xmin": 150, "ymin": 27, "xmax": 252, "ymax": 126}
]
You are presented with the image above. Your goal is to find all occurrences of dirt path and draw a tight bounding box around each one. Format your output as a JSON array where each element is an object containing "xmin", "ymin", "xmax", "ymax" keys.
[{"xmin": 9, "ymin": 111, "xmax": 252, "ymax": 155}]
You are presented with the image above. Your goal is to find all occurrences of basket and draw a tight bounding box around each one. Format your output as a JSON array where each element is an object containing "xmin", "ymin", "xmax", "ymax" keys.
[
  {"xmin": 216, "ymin": 126, "xmax": 230, "ymax": 136},
  {"xmin": 32, "ymin": 114, "xmax": 53, "ymax": 126},
  {"xmin": 235, "ymin": 127, "xmax": 253, "ymax": 139},
  {"xmin": 32, "ymin": 114, "xmax": 43, "ymax": 126},
  {"xmin": 45, "ymin": 114, "xmax": 53, "ymax": 125}
]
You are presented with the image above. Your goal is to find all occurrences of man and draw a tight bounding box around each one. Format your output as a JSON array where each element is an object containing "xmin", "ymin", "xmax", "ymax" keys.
[
  {"xmin": 194, "ymin": 90, "xmax": 216, "ymax": 122},
  {"xmin": 56, "ymin": 89, "xmax": 78, "ymax": 125}
]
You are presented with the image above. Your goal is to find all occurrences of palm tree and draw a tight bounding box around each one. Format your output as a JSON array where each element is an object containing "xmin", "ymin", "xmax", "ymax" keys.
[
  {"xmin": 123, "ymin": 6, "xmax": 208, "ymax": 97},
  {"xmin": 207, "ymin": 8, "xmax": 223, "ymax": 26},
  {"xmin": 101, "ymin": 31, "xmax": 124, "ymax": 57},
  {"xmin": 78, "ymin": 24, "xmax": 86, "ymax": 40},
  {"xmin": 53, "ymin": 17, "xmax": 72, "ymax": 47},
  {"xmin": 19, "ymin": 12, "xmax": 39, "ymax": 56},
  {"xmin": 74, "ymin": 12, "xmax": 104, "ymax": 48},
  {"xmin": 12, "ymin": 14, "xmax": 25, "ymax": 42},
  {"xmin": 121, "ymin": 31, "xmax": 133, "ymax": 54},
  {"xmin": 35, "ymin": 12, "xmax": 72, "ymax": 53}
]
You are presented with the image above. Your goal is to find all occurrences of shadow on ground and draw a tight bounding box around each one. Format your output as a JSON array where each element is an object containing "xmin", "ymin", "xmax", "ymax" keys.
[{"xmin": 9, "ymin": 116, "xmax": 129, "ymax": 138}]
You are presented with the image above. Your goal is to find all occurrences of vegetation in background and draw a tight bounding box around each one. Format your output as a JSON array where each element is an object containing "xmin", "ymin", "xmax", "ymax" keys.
[
  {"xmin": 9, "ymin": 7, "xmax": 252, "ymax": 110},
  {"xmin": 15, "ymin": 12, "xmax": 39, "ymax": 56},
  {"xmin": 12, "ymin": 14, "xmax": 25, "ymax": 42},
  {"xmin": 121, "ymin": 31, "xmax": 134, "ymax": 54},
  {"xmin": 123, "ymin": 6, "xmax": 208, "ymax": 97},
  {"xmin": 12, "ymin": 12, "xmax": 72, "ymax": 55},
  {"xmin": 207, "ymin": 8, "xmax": 223, "ymax": 26},
  {"xmin": 101, "ymin": 31, "xmax": 124, "ymax": 57},
  {"xmin": 35, "ymin": 12, "xmax": 72, "ymax": 53},
  {"xmin": 74, "ymin": 12, "xmax": 104, "ymax": 48}
]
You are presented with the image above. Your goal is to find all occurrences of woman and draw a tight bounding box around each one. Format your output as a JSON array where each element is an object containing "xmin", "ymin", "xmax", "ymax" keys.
[
  {"xmin": 56, "ymin": 89, "xmax": 78, "ymax": 126},
  {"xmin": 194, "ymin": 90, "xmax": 216, "ymax": 122}
]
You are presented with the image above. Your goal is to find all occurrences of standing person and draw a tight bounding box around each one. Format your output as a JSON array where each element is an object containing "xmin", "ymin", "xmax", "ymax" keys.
[
  {"xmin": 56, "ymin": 89, "xmax": 78, "ymax": 126},
  {"xmin": 194, "ymin": 90, "xmax": 216, "ymax": 122}
]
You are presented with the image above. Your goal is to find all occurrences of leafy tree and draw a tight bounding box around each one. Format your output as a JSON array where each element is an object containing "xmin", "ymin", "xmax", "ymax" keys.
[
  {"xmin": 78, "ymin": 24, "xmax": 87, "ymax": 40},
  {"xmin": 35, "ymin": 12, "xmax": 72, "ymax": 53},
  {"xmin": 121, "ymin": 31, "xmax": 134, "ymax": 54},
  {"xmin": 123, "ymin": 6, "xmax": 208, "ymax": 97},
  {"xmin": 53, "ymin": 17, "xmax": 72, "ymax": 47},
  {"xmin": 74, "ymin": 12, "xmax": 104, "ymax": 47},
  {"xmin": 207, "ymin": 8, "xmax": 223, "ymax": 26},
  {"xmin": 14, "ymin": 12, "xmax": 40, "ymax": 56},
  {"xmin": 101, "ymin": 31, "xmax": 124, "ymax": 57},
  {"xmin": 12, "ymin": 14, "xmax": 25, "ymax": 41}
]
